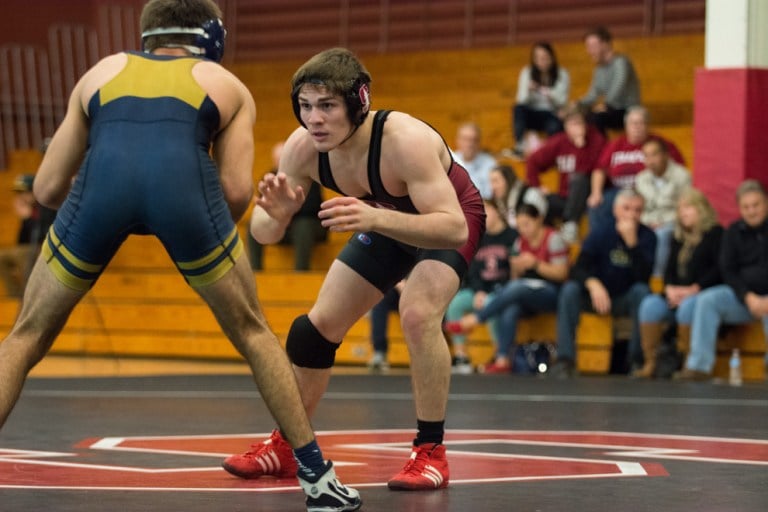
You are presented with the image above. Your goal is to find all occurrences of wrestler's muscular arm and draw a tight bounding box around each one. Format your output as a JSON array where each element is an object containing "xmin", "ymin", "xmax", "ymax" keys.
[
  {"xmin": 34, "ymin": 54, "xmax": 127, "ymax": 208},
  {"xmin": 196, "ymin": 62, "xmax": 256, "ymax": 222},
  {"xmin": 320, "ymin": 114, "xmax": 468, "ymax": 249}
]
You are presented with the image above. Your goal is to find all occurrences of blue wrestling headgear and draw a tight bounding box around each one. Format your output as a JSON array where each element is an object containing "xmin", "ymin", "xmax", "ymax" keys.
[{"xmin": 141, "ymin": 18, "xmax": 226, "ymax": 62}]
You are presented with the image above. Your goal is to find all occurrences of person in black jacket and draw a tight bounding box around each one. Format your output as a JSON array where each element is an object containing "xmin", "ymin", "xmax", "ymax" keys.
[
  {"xmin": 551, "ymin": 188, "xmax": 656, "ymax": 377},
  {"xmin": 635, "ymin": 188, "xmax": 722, "ymax": 378},
  {"xmin": 680, "ymin": 180, "xmax": 768, "ymax": 380}
]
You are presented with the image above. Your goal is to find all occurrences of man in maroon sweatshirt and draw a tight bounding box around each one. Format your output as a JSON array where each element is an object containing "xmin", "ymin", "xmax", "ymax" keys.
[
  {"xmin": 586, "ymin": 105, "xmax": 684, "ymax": 232},
  {"xmin": 526, "ymin": 106, "xmax": 606, "ymax": 242}
]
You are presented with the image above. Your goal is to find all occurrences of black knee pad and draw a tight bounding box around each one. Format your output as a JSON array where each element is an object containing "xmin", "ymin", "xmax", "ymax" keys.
[{"xmin": 286, "ymin": 314, "xmax": 339, "ymax": 369}]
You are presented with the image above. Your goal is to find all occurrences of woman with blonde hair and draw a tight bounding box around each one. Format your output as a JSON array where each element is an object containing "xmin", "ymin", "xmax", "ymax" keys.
[{"xmin": 634, "ymin": 188, "xmax": 723, "ymax": 378}]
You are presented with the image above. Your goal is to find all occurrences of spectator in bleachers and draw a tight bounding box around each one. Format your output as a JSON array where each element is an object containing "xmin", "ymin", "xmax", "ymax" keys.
[
  {"xmin": 452, "ymin": 122, "xmax": 496, "ymax": 199},
  {"xmin": 634, "ymin": 138, "xmax": 691, "ymax": 277},
  {"xmin": 587, "ymin": 106, "xmax": 685, "ymax": 233},
  {"xmin": 551, "ymin": 189, "xmax": 655, "ymax": 378},
  {"xmin": 526, "ymin": 105, "xmax": 606, "ymax": 243},
  {"xmin": 443, "ymin": 200, "xmax": 518, "ymax": 374},
  {"xmin": 489, "ymin": 164, "xmax": 548, "ymax": 229},
  {"xmin": 445, "ymin": 200, "xmax": 569, "ymax": 374},
  {"xmin": 247, "ymin": 141, "xmax": 327, "ymax": 271},
  {"xmin": 510, "ymin": 41, "xmax": 570, "ymax": 159},
  {"xmin": 679, "ymin": 180, "xmax": 768, "ymax": 381},
  {"xmin": 635, "ymin": 188, "xmax": 722, "ymax": 378},
  {"xmin": 0, "ymin": 137, "xmax": 57, "ymax": 298},
  {"xmin": 0, "ymin": 174, "xmax": 56, "ymax": 298},
  {"xmin": 576, "ymin": 25, "xmax": 641, "ymax": 134},
  {"xmin": 367, "ymin": 279, "xmax": 405, "ymax": 373}
]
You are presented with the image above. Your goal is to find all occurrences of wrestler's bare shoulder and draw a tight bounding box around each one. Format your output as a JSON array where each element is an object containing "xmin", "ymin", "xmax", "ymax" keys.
[
  {"xmin": 77, "ymin": 53, "xmax": 128, "ymax": 105},
  {"xmin": 281, "ymin": 127, "xmax": 319, "ymax": 177},
  {"xmin": 382, "ymin": 111, "xmax": 444, "ymax": 146}
]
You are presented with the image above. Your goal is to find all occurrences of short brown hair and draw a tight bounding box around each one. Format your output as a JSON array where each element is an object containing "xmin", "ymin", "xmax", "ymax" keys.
[
  {"xmin": 642, "ymin": 138, "xmax": 668, "ymax": 154},
  {"xmin": 560, "ymin": 104, "xmax": 587, "ymax": 123},
  {"xmin": 584, "ymin": 26, "xmax": 612, "ymax": 43},
  {"xmin": 140, "ymin": 0, "xmax": 222, "ymax": 52},
  {"xmin": 291, "ymin": 48, "xmax": 372, "ymax": 126},
  {"xmin": 291, "ymin": 48, "xmax": 371, "ymax": 99}
]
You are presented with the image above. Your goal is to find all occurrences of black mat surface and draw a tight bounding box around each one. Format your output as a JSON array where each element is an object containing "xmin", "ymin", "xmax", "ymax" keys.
[{"xmin": 2, "ymin": 373, "xmax": 767, "ymax": 511}]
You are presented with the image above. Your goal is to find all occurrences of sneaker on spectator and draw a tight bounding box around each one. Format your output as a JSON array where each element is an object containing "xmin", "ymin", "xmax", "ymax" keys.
[
  {"xmin": 546, "ymin": 358, "xmax": 576, "ymax": 379},
  {"xmin": 510, "ymin": 146, "xmax": 526, "ymax": 160},
  {"xmin": 673, "ymin": 368, "xmax": 711, "ymax": 382},
  {"xmin": 560, "ymin": 220, "xmax": 580, "ymax": 244},
  {"xmin": 297, "ymin": 460, "xmax": 362, "ymax": 512},
  {"xmin": 498, "ymin": 145, "xmax": 525, "ymax": 161},
  {"xmin": 451, "ymin": 355, "xmax": 473, "ymax": 375},
  {"xmin": 387, "ymin": 443, "xmax": 449, "ymax": 491},
  {"xmin": 497, "ymin": 147, "xmax": 513, "ymax": 158},
  {"xmin": 222, "ymin": 429, "xmax": 298, "ymax": 479},
  {"xmin": 367, "ymin": 351, "xmax": 390, "ymax": 373},
  {"xmin": 443, "ymin": 321, "xmax": 465, "ymax": 335},
  {"xmin": 479, "ymin": 360, "xmax": 511, "ymax": 374}
]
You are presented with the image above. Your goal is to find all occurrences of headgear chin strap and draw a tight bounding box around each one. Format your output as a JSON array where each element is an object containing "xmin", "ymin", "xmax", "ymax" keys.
[{"xmin": 141, "ymin": 18, "xmax": 226, "ymax": 62}]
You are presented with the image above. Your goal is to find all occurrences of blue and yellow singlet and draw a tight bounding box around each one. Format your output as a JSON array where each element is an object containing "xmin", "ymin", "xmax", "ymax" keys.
[{"xmin": 45, "ymin": 51, "xmax": 242, "ymax": 291}]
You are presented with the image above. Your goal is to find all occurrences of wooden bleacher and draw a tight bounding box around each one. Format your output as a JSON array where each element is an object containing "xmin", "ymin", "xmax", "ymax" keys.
[
  {"xmin": 1, "ymin": 261, "xmax": 762, "ymax": 379},
  {"xmin": 233, "ymin": 33, "xmax": 701, "ymax": 175},
  {"xmin": 1, "ymin": 33, "xmax": 763, "ymax": 380}
]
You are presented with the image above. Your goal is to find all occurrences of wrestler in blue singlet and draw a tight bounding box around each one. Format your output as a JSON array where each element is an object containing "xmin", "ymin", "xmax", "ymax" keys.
[{"xmin": 44, "ymin": 51, "xmax": 242, "ymax": 291}]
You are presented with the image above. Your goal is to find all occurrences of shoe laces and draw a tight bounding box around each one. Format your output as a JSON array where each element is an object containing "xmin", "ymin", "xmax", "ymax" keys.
[
  {"xmin": 242, "ymin": 430, "xmax": 281, "ymax": 460},
  {"xmin": 400, "ymin": 445, "xmax": 433, "ymax": 476}
]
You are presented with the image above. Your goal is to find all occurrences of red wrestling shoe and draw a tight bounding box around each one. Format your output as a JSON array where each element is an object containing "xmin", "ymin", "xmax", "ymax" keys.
[
  {"xmin": 387, "ymin": 443, "xmax": 449, "ymax": 490},
  {"xmin": 222, "ymin": 429, "xmax": 298, "ymax": 479}
]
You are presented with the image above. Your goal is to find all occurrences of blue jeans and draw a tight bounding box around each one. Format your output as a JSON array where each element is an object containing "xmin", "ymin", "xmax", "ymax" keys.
[
  {"xmin": 476, "ymin": 280, "xmax": 560, "ymax": 359},
  {"xmin": 370, "ymin": 287, "xmax": 400, "ymax": 355},
  {"xmin": 638, "ymin": 292, "xmax": 697, "ymax": 326},
  {"xmin": 652, "ymin": 223, "xmax": 674, "ymax": 278},
  {"xmin": 445, "ymin": 288, "xmax": 498, "ymax": 348},
  {"xmin": 556, "ymin": 280, "xmax": 651, "ymax": 364},
  {"xmin": 588, "ymin": 186, "xmax": 619, "ymax": 234},
  {"xmin": 686, "ymin": 285, "xmax": 768, "ymax": 372}
]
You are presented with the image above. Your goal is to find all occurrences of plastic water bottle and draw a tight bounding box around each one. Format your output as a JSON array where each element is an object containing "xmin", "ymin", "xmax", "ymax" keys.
[{"xmin": 729, "ymin": 348, "xmax": 743, "ymax": 387}]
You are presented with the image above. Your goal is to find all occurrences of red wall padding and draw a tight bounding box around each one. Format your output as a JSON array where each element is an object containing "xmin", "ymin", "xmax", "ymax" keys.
[{"xmin": 693, "ymin": 68, "xmax": 768, "ymax": 225}]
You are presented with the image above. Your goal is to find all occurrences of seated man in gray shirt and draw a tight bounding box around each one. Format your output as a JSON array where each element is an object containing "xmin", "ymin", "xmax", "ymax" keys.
[{"xmin": 577, "ymin": 26, "xmax": 641, "ymax": 134}]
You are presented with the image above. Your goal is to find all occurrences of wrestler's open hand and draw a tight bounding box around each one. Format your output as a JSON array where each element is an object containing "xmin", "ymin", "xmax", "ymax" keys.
[
  {"xmin": 256, "ymin": 172, "xmax": 306, "ymax": 223},
  {"xmin": 318, "ymin": 196, "xmax": 378, "ymax": 233}
]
